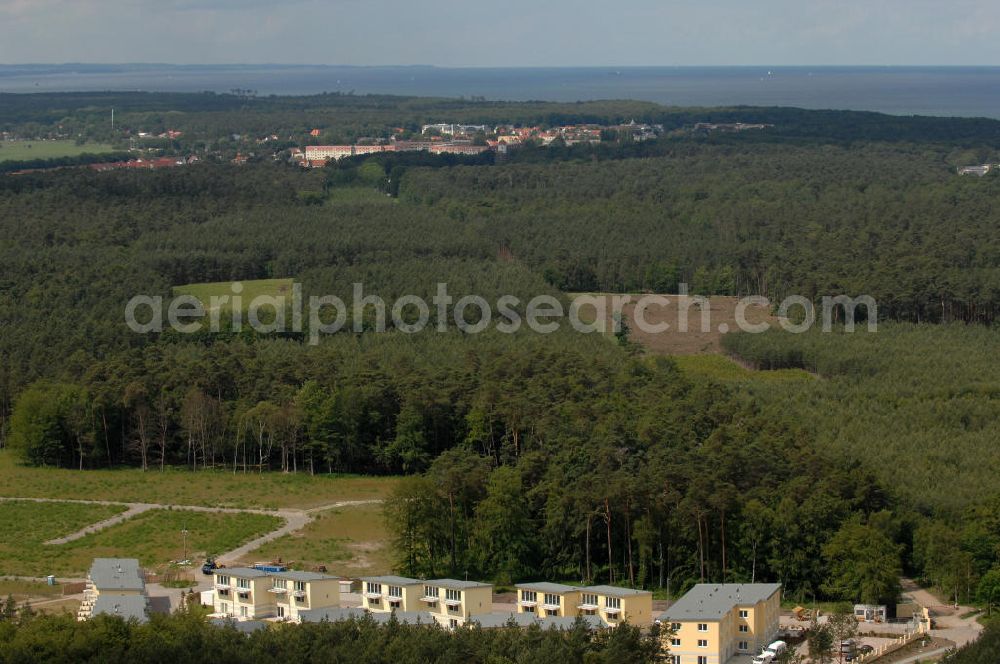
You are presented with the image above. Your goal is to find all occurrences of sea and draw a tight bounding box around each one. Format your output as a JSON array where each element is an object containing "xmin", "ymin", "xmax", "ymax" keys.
[{"xmin": 2, "ymin": 64, "xmax": 1000, "ymax": 119}]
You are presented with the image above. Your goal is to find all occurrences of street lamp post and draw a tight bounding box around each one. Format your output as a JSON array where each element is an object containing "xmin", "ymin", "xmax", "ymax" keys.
[{"xmin": 181, "ymin": 526, "xmax": 189, "ymax": 563}]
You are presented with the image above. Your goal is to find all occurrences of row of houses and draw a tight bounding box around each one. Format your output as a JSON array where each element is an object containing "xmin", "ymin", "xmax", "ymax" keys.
[
  {"xmin": 299, "ymin": 141, "xmax": 490, "ymax": 167},
  {"xmin": 78, "ymin": 559, "xmax": 781, "ymax": 664}
]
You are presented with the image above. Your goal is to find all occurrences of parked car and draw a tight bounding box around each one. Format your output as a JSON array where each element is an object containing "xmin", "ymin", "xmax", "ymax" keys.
[
  {"xmin": 201, "ymin": 558, "xmax": 218, "ymax": 575},
  {"xmin": 751, "ymin": 653, "xmax": 774, "ymax": 664}
]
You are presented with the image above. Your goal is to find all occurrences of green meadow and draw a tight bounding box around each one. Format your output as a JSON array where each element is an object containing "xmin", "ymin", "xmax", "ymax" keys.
[
  {"xmin": 171, "ymin": 278, "xmax": 295, "ymax": 313},
  {"xmin": 0, "ymin": 140, "xmax": 115, "ymax": 163}
]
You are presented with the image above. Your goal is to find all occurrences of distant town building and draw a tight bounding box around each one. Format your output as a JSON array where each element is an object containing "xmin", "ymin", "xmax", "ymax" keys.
[{"xmin": 958, "ymin": 164, "xmax": 993, "ymax": 176}]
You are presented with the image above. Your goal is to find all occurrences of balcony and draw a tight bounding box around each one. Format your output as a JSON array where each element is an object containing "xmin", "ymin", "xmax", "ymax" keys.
[
  {"xmin": 420, "ymin": 596, "xmax": 439, "ymax": 604},
  {"xmin": 444, "ymin": 599, "xmax": 462, "ymax": 608},
  {"xmin": 268, "ymin": 587, "xmax": 288, "ymax": 594},
  {"xmin": 577, "ymin": 602, "xmax": 599, "ymax": 611},
  {"xmin": 215, "ymin": 583, "xmax": 232, "ymax": 591},
  {"xmin": 518, "ymin": 600, "xmax": 537, "ymax": 608},
  {"xmin": 541, "ymin": 603, "xmax": 561, "ymax": 611},
  {"xmin": 292, "ymin": 590, "xmax": 307, "ymax": 600},
  {"xmin": 363, "ymin": 591, "xmax": 383, "ymax": 600}
]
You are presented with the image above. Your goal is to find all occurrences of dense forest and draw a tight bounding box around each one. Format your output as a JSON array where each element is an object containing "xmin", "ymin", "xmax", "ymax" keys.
[
  {"xmin": 3, "ymin": 93, "xmax": 1000, "ymax": 608},
  {"xmin": 0, "ymin": 607, "xmax": 661, "ymax": 664}
]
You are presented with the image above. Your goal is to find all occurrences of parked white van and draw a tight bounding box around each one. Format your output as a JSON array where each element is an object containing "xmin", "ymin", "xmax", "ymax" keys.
[
  {"xmin": 751, "ymin": 652, "xmax": 775, "ymax": 664},
  {"xmin": 767, "ymin": 640, "xmax": 788, "ymax": 655}
]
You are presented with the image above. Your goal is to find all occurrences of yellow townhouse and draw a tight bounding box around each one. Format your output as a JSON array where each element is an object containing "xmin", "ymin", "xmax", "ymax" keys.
[
  {"xmin": 360, "ymin": 575, "xmax": 426, "ymax": 613},
  {"xmin": 417, "ymin": 579, "xmax": 494, "ymax": 628},
  {"xmin": 515, "ymin": 582, "xmax": 582, "ymax": 618},
  {"xmin": 77, "ymin": 558, "xmax": 150, "ymax": 623},
  {"xmin": 578, "ymin": 585, "xmax": 653, "ymax": 626},
  {"xmin": 266, "ymin": 570, "xmax": 340, "ymax": 621},
  {"xmin": 213, "ymin": 568, "xmax": 274, "ymax": 620},
  {"xmin": 213, "ymin": 568, "xmax": 339, "ymax": 621},
  {"xmin": 658, "ymin": 583, "xmax": 782, "ymax": 664}
]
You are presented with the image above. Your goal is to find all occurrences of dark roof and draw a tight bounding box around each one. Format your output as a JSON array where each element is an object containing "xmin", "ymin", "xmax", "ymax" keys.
[
  {"xmin": 659, "ymin": 583, "xmax": 782, "ymax": 622},
  {"xmin": 299, "ymin": 607, "xmax": 367, "ymax": 623},
  {"xmin": 89, "ymin": 558, "xmax": 145, "ymax": 592}
]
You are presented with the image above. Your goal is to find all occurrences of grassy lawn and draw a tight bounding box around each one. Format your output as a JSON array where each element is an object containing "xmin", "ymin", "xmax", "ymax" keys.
[
  {"xmin": 0, "ymin": 504, "xmax": 282, "ymax": 577},
  {"xmin": 0, "ymin": 140, "xmax": 115, "ymax": 162},
  {"xmin": 0, "ymin": 451, "xmax": 401, "ymax": 510},
  {"xmin": 673, "ymin": 354, "xmax": 815, "ymax": 384},
  {"xmin": 0, "ymin": 579, "xmax": 64, "ymax": 600},
  {"xmin": 172, "ymin": 278, "xmax": 295, "ymax": 314},
  {"xmin": 0, "ymin": 501, "xmax": 127, "ymax": 577},
  {"xmin": 245, "ymin": 503, "xmax": 393, "ymax": 577}
]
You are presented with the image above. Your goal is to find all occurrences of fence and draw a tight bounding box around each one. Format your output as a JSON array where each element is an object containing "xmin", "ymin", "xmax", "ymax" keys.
[{"xmin": 855, "ymin": 611, "xmax": 931, "ymax": 663}]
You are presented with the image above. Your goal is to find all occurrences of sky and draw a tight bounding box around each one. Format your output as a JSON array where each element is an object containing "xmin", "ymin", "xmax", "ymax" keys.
[{"xmin": 0, "ymin": 0, "xmax": 998, "ymax": 67}]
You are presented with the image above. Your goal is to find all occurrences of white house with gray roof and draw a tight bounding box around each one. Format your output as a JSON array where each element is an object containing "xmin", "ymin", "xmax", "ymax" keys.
[{"xmin": 78, "ymin": 558, "xmax": 149, "ymax": 622}]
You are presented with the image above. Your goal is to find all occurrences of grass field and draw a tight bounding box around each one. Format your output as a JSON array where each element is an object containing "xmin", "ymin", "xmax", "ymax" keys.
[
  {"xmin": 245, "ymin": 503, "xmax": 392, "ymax": 577},
  {"xmin": 172, "ymin": 278, "xmax": 295, "ymax": 314},
  {"xmin": 673, "ymin": 354, "xmax": 815, "ymax": 384},
  {"xmin": 0, "ymin": 140, "xmax": 115, "ymax": 163},
  {"xmin": 0, "ymin": 501, "xmax": 282, "ymax": 577},
  {"xmin": 0, "ymin": 451, "xmax": 401, "ymax": 510},
  {"xmin": 0, "ymin": 501, "xmax": 127, "ymax": 577}
]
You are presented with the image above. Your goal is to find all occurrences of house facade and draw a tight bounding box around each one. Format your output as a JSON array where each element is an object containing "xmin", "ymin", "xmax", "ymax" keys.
[
  {"xmin": 417, "ymin": 579, "xmax": 493, "ymax": 627},
  {"xmin": 515, "ymin": 582, "xmax": 582, "ymax": 619},
  {"xmin": 360, "ymin": 575, "xmax": 426, "ymax": 613},
  {"xmin": 213, "ymin": 568, "xmax": 339, "ymax": 621},
  {"xmin": 658, "ymin": 583, "xmax": 782, "ymax": 664},
  {"xmin": 578, "ymin": 585, "xmax": 653, "ymax": 626}
]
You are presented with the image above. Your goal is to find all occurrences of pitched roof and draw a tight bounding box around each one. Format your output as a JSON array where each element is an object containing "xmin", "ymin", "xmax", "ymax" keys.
[
  {"xmin": 271, "ymin": 570, "xmax": 338, "ymax": 582},
  {"xmin": 659, "ymin": 583, "xmax": 782, "ymax": 622},
  {"xmin": 218, "ymin": 567, "xmax": 269, "ymax": 579},
  {"xmin": 581, "ymin": 585, "xmax": 652, "ymax": 598},
  {"xmin": 359, "ymin": 575, "xmax": 423, "ymax": 586},
  {"xmin": 515, "ymin": 582, "xmax": 579, "ymax": 594},
  {"xmin": 89, "ymin": 558, "xmax": 145, "ymax": 592},
  {"xmin": 426, "ymin": 578, "xmax": 492, "ymax": 590},
  {"xmin": 92, "ymin": 595, "xmax": 149, "ymax": 623}
]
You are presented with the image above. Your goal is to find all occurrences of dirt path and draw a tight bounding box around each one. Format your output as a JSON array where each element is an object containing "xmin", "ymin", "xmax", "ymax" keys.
[
  {"xmin": 1, "ymin": 496, "xmax": 384, "ymax": 566},
  {"xmin": 901, "ymin": 578, "xmax": 983, "ymax": 648}
]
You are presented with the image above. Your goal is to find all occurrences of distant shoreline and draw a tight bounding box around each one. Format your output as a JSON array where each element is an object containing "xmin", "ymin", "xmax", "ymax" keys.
[{"xmin": 3, "ymin": 64, "xmax": 1000, "ymax": 119}]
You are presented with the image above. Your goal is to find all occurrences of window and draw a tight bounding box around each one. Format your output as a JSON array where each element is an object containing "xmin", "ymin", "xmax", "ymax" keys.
[
  {"xmin": 237, "ymin": 578, "xmax": 250, "ymax": 590},
  {"xmin": 697, "ymin": 623, "xmax": 708, "ymax": 632},
  {"xmin": 698, "ymin": 639, "xmax": 708, "ymax": 648},
  {"xmin": 217, "ymin": 575, "xmax": 230, "ymax": 586},
  {"xmin": 698, "ymin": 657, "xmax": 708, "ymax": 664},
  {"xmin": 424, "ymin": 585, "xmax": 439, "ymax": 599},
  {"xmin": 366, "ymin": 582, "xmax": 382, "ymax": 595},
  {"xmin": 218, "ymin": 588, "xmax": 230, "ymax": 596},
  {"xmin": 449, "ymin": 619, "xmax": 459, "ymax": 629},
  {"xmin": 388, "ymin": 585, "xmax": 402, "ymax": 599},
  {"xmin": 669, "ymin": 657, "xmax": 681, "ymax": 664},
  {"xmin": 739, "ymin": 609, "xmax": 749, "ymax": 618},
  {"xmin": 445, "ymin": 589, "xmax": 462, "ymax": 602},
  {"xmin": 739, "ymin": 624, "xmax": 749, "ymax": 633},
  {"xmin": 522, "ymin": 590, "xmax": 537, "ymax": 603},
  {"xmin": 581, "ymin": 593, "xmax": 598, "ymax": 606},
  {"xmin": 671, "ymin": 638, "xmax": 681, "ymax": 647},
  {"xmin": 605, "ymin": 596, "xmax": 621, "ymax": 610},
  {"xmin": 738, "ymin": 640, "xmax": 749, "ymax": 651},
  {"xmin": 544, "ymin": 593, "xmax": 560, "ymax": 607},
  {"xmin": 294, "ymin": 581, "xmax": 306, "ymax": 593},
  {"xmin": 670, "ymin": 622, "xmax": 681, "ymax": 631},
  {"xmin": 240, "ymin": 606, "xmax": 248, "ymax": 618},
  {"xmin": 220, "ymin": 601, "xmax": 229, "ymax": 615},
  {"xmin": 277, "ymin": 606, "xmax": 285, "ymax": 618}
]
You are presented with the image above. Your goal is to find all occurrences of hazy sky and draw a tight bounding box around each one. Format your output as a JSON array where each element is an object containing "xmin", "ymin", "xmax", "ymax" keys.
[{"xmin": 1, "ymin": 0, "xmax": 998, "ymax": 66}]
